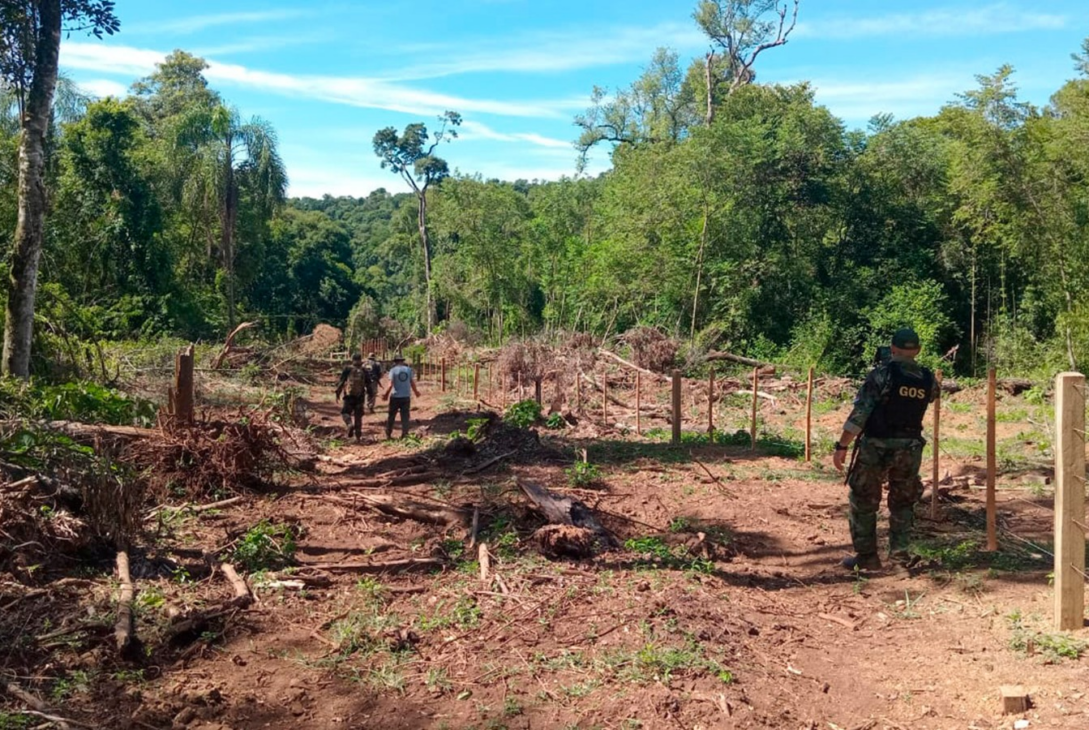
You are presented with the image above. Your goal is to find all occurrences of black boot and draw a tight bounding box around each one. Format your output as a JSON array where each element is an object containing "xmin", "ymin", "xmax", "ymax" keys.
[{"xmin": 840, "ymin": 553, "xmax": 882, "ymax": 571}]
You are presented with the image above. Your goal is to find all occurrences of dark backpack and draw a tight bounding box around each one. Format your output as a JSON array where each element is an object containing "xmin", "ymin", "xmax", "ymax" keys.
[
  {"xmin": 864, "ymin": 361, "xmax": 934, "ymax": 439},
  {"xmin": 347, "ymin": 365, "xmax": 368, "ymax": 397}
]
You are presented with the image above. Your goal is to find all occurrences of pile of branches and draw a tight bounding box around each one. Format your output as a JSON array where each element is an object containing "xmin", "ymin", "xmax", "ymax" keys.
[
  {"xmin": 497, "ymin": 339, "xmax": 557, "ymax": 385},
  {"xmin": 125, "ymin": 410, "xmax": 293, "ymax": 499},
  {"xmin": 421, "ymin": 332, "xmax": 466, "ymax": 363},
  {"xmin": 0, "ymin": 423, "xmax": 141, "ymax": 573},
  {"xmin": 618, "ymin": 326, "xmax": 678, "ymax": 373}
]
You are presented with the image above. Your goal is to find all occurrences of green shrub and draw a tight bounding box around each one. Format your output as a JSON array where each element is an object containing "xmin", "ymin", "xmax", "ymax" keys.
[
  {"xmin": 566, "ymin": 460, "xmax": 601, "ymax": 487},
  {"xmin": 231, "ymin": 520, "xmax": 297, "ymax": 572},
  {"xmin": 0, "ymin": 378, "xmax": 156, "ymax": 426},
  {"xmin": 503, "ymin": 399, "xmax": 541, "ymax": 428},
  {"xmin": 545, "ymin": 413, "xmax": 566, "ymax": 430}
]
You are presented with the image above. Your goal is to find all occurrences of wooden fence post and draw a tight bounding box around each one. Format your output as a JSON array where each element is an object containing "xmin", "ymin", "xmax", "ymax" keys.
[
  {"xmin": 931, "ymin": 370, "xmax": 943, "ymax": 520},
  {"xmin": 534, "ymin": 376, "xmax": 542, "ymax": 406},
  {"xmin": 671, "ymin": 370, "xmax": 682, "ymax": 445},
  {"xmin": 708, "ymin": 369, "xmax": 715, "ymax": 437},
  {"xmin": 441, "ymin": 357, "xmax": 447, "ymax": 393},
  {"xmin": 636, "ymin": 371, "xmax": 642, "ymax": 436},
  {"xmin": 474, "ymin": 364, "xmax": 481, "ymax": 401},
  {"xmin": 750, "ymin": 367, "xmax": 759, "ymax": 451},
  {"xmin": 602, "ymin": 373, "xmax": 608, "ymax": 426},
  {"xmin": 172, "ymin": 344, "xmax": 195, "ymax": 425},
  {"xmin": 804, "ymin": 366, "xmax": 814, "ymax": 462},
  {"xmin": 1054, "ymin": 372, "xmax": 1086, "ymax": 631},
  {"xmin": 985, "ymin": 367, "xmax": 998, "ymax": 551},
  {"xmin": 576, "ymin": 373, "xmax": 582, "ymax": 413}
]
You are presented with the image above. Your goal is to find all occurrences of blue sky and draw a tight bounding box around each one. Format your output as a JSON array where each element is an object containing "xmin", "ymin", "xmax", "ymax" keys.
[{"xmin": 59, "ymin": 1, "xmax": 1088, "ymax": 198}]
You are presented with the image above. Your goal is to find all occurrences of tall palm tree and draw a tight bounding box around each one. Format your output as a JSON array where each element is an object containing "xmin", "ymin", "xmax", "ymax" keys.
[{"xmin": 203, "ymin": 106, "xmax": 287, "ymax": 328}]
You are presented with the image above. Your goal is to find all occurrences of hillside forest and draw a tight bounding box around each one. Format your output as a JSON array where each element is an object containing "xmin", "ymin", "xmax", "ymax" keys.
[{"xmin": 4, "ymin": 4, "xmax": 1089, "ymax": 380}]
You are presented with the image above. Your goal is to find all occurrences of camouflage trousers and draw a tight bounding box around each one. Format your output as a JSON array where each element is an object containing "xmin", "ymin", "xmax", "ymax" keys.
[{"xmin": 847, "ymin": 437, "xmax": 924, "ymax": 556}]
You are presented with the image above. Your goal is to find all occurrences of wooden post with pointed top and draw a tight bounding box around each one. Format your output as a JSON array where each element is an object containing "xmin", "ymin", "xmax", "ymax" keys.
[
  {"xmin": 985, "ymin": 367, "xmax": 998, "ymax": 551},
  {"xmin": 1054, "ymin": 371, "xmax": 1086, "ymax": 631},
  {"xmin": 931, "ymin": 370, "xmax": 943, "ymax": 520},
  {"xmin": 671, "ymin": 370, "xmax": 682, "ymax": 445},
  {"xmin": 804, "ymin": 366, "xmax": 814, "ymax": 462},
  {"xmin": 750, "ymin": 367, "xmax": 759, "ymax": 451}
]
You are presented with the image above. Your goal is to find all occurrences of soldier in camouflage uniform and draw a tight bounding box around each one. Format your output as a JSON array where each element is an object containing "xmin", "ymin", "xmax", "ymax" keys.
[{"xmin": 833, "ymin": 328, "xmax": 940, "ymax": 571}]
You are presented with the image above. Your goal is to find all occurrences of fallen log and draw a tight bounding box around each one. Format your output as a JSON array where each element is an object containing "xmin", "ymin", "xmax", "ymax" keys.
[
  {"xmin": 598, "ymin": 349, "xmax": 666, "ymax": 381},
  {"xmin": 479, "ymin": 544, "xmax": 490, "ymax": 584},
  {"xmin": 464, "ymin": 450, "xmax": 516, "ymax": 476},
  {"xmin": 221, "ymin": 563, "xmax": 252, "ymax": 608},
  {"xmin": 997, "ymin": 377, "xmax": 1036, "ymax": 395},
  {"xmin": 311, "ymin": 492, "xmax": 465, "ymax": 526},
  {"xmin": 301, "ymin": 558, "xmax": 443, "ymax": 573},
  {"xmin": 114, "ymin": 551, "xmax": 136, "ymax": 656},
  {"xmin": 578, "ymin": 372, "xmax": 670, "ymax": 416},
  {"xmin": 3, "ymin": 683, "xmax": 78, "ymax": 729},
  {"xmin": 212, "ymin": 321, "xmax": 259, "ymax": 369},
  {"xmin": 50, "ymin": 420, "xmax": 156, "ymax": 440}
]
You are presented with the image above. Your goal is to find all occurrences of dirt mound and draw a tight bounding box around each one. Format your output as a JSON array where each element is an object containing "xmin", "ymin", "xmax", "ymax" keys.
[
  {"xmin": 295, "ymin": 324, "xmax": 342, "ymax": 356},
  {"xmin": 533, "ymin": 524, "xmax": 598, "ymax": 558}
]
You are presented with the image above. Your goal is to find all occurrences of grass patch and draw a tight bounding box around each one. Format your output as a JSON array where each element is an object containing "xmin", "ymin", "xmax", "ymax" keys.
[
  {"xmin": 1008, "ymin": 611, "xmax": 1088, "ymax": 663},
  {"xmin": 417, "ymin": 596, "xmax": 482, "ymax": 632},
  {"xmin": 623, "ymin": 536, "xmax": 713, "ymax": 574}
]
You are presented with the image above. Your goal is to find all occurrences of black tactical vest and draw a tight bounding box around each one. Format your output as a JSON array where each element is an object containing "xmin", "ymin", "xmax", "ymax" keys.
[{"xmin": 864, "ymin": 361, "xmax": 934, "ymax": 439}]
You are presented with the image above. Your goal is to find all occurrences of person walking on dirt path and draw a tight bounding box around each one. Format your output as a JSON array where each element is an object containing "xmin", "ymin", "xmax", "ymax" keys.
[
  {"xmin": 335, "ymin": 353, "xmax": 368, "ymax": 441},
  {"xmin": 382, "ymin": 353, "xmax": 420, "ymax": 440},
  {"xmin": 364, "ymin": 352, "xmax": 383, "ymax": 414},
  {"xmin": 832, "ymin": 328, "xmax": 939, "ymax": 571}
]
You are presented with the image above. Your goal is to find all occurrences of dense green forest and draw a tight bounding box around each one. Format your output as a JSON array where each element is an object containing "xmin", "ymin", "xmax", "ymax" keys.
[{"xmin": 4, "ymin": 8, "xmax": 1089, "ymax": 379}]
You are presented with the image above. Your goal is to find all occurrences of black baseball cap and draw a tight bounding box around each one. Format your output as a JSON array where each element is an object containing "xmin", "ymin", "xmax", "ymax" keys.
[{"xmin": 891, "ymin": 328, "xmax": 921, "ymax": 350}]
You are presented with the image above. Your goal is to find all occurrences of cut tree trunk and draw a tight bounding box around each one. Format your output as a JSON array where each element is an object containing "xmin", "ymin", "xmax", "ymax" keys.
[
  {"xmin": 519, "ymin": 481, "xmax": 613, "ymax": 547},
  {"xmin": 114, "ymin": 551, "xmax": 136, "ymax": 656},
  {"xmin": 2, "ymin": 0, "xmax": 62, "ymax": 377}
]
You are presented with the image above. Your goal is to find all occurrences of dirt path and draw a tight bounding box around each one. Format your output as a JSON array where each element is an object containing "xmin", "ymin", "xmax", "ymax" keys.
[{"xmin": 6, "ymin": 369, "xmax": 1087, "ymax": 730}]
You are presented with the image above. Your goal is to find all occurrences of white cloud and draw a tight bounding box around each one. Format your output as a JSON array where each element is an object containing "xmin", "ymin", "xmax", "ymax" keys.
[
  {"xmin": 806, "ymin": 72, "xmax": 974, "ymax": 123},
  {"xmin": 384, "ymin": 22, "xmax": 705, "ymax": 80},
  {"xmin": 128, "ymin": 10, "xmax": 312, "ymax": 36},
  {"xmin": 60, "ymin": 42, "xmax": 577, "ymax": 119},
  {"xmin": 192, "ymin": 33, "xmax": 328, "ymax": 58},
  {"xmin": 78, "ymin": 78, "xmax": 129, "ymax": 98},
  {"xmin": 459, "ymin": 120, "xmax": 572, "ymax": 149},
  {"xmin": 795, "ymin": 3, "xmax": 1068, "ymax": 40},
  {"xmin": 287, "ymin": 165, "xmax": 397, "ymax": 198}
]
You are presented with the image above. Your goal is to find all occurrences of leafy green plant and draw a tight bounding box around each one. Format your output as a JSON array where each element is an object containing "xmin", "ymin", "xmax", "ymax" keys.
[
  {"xmin": 231, "ymin": 520, "xmax": 297, "ymax": 572},
  {"xmin": 1008, "ymin": 611, "xmax": 1088, "ymax": 662},
  {"xmin": 565, "ymin": 460, "xmax": 601, "ymax": 487},
  {"xmin": 544, "ymin": 413, "xmax": 566, "ymax": 429},
  {"xmin": 0, "ymin": 379, "xmax": 156, "ymax": 426},
  {"xmin": 466, "ymin": 417, "xmax": 490, "ymax": 441},
  {"xmin": 503, "ymin": 399, "xmax": 541, "ymax": 428}
]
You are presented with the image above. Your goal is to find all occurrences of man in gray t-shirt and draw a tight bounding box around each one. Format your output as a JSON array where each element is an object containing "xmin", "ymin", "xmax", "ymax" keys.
[{"xmin": 382, "ymin": 354, "xmax": 421, "ymax": 439}]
